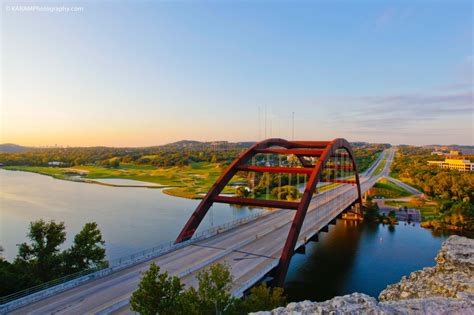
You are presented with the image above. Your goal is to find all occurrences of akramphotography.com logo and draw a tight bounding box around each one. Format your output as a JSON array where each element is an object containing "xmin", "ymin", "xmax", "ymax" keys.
[{"xmin": 5, "ymin": 5, "xmax": 84, "ymax": 13}]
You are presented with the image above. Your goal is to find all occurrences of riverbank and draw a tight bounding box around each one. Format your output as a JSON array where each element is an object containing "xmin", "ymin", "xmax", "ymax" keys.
[
  {"xmin": 254, "ymin": 235, "xmax": 474, "ymax": 314},
  {"xmin": 3, "ymin": 163, "xmax": 244, "ymax": 199}
]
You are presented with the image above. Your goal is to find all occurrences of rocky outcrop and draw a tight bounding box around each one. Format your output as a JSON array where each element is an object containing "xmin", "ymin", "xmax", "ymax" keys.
[
  {"xmin": 252, "ymin": 293, "xmax": 473, "ymax": 315},
  {"xmin": 379, "ymin": 235, "xmax": 473, "ymax": 302},
  {"xmin": 252, "ymin": 236, "xmax": 474, "ymax": 315},
  {"xmin": 257, "ymin": 293, "xmax": 383, "ymax": 315}
]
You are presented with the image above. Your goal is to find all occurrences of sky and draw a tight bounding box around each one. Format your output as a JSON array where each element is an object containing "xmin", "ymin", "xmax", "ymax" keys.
[{"xmin": 1, "ymin": 0, "xmax": 473, "ymax": 147}]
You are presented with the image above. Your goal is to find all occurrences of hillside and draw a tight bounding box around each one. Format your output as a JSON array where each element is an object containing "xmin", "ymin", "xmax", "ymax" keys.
[{"xmin": 0, "ymin": 144, "xmax": 32, "ymax": 153}]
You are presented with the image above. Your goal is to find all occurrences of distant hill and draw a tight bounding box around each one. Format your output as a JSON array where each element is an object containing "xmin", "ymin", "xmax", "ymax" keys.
[
  {"xmin": 0, "ymin": 143, "xmax": 32, "ymax": 153},
  {"xmin": 162, "ymin": 140, "xmax": 205, "ymax": 148},
  {"xmin": 160, "ymin": 140, "xmax": 254, "ymax": 150}
]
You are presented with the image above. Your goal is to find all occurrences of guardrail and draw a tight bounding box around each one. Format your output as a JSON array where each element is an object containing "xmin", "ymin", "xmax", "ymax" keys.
[{"xmin": 0, "ymin": 211, "xmax": 269, "ymax": 312}]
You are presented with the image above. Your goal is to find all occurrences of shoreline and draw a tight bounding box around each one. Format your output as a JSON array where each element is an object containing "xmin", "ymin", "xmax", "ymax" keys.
[{"xmin": 0, "ymin": 168, "xmax": 194, "ymax": 197}]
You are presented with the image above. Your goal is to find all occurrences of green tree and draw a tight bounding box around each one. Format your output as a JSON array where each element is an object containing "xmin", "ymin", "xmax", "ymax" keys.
[
  {"xmin": 14, "ymin": 220, "xmax": 66, "ymax": 283},
  {"xmin": 0, "ymin": 245, "xmax": 21, "ymax": 296},
  {"xmin": 130, "ymin": 263, "xmax": 184, "ymax": 315},
  {"xmin": 63, "ymin": 222, "xmax": 108, "ymax": 273},
  {"xmin": 363, "ymin": 198, "xmax": 380, "ymax": 222},
  {"xmin": 192, "ymin": 263, "xmax": 236, "ymax": 314},
  {"xmin": 0, "ymin": 256, "xmax": 22, "ymax": 297},
  {"xmin": 387, "ymin": 210, "xmax": 398, "ymax": 225},
  {"xmin": 236, "ymin": 186, "xmax": 252, "ymax": 198},
  {"xmin": 109, "ymin": 158, "xmax": 120, "ymax": 168},
  {"xmin": 240, "ymin": 283, "xmax": 286, "ymax": 313},
  {"xmin": 271, "ymin": 185, "xmax": 300, "ymax": 201},
  {"xmin": 1, "ymin": 220, "xmax": 109, "ymax": 297}
]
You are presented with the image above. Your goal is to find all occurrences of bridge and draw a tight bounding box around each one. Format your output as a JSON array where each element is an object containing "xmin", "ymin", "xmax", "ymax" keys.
[{"xmin": 3, "ymin": 139, "xmax": 393, "ymax": 315}]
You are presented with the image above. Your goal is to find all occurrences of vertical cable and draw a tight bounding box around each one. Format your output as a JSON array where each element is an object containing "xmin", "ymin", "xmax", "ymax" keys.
[
  {"xmin": 278, "ymin": 154, "xmax": 282, "ymax": 200},
  {"xmin": 266, "ymin": 153, "xmax": 269, "ymax": 200}
]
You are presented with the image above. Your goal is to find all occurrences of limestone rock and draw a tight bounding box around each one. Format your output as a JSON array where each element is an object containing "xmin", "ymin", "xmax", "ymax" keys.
[
  {"xmin": 381, "ymin": 297, "xmax": 474, "ymax": 315},
  {"xmin": 251, "ymin": 293, "xmax": 386, "ymax": 314}
]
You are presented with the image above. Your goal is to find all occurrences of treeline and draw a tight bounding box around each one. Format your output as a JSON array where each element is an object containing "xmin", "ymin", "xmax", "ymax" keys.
[
  {"xmin": 391, "ymin": 146, "xmax": 474, "ymax": 230},
  {"xmin": 0, "ymin": 220, "xmax": 107, "ymax": 297},
  {"xmin": 352, "ymin": 144, "xmax": 391, "ymax": 172},
  {"xmin": 0, "ymin": 146, "xmax": 244, "ymax": 168},
  {"xmin": 391, "ymin": 146, "xmax": 473, "ymax": 201},
  {"xmin": 130, "ymin": 262, "xmax": 286, "ymax": 315},
  {"xmin": 363, "ymin": 197, "xmax": 398, "ymax": 225},
  {"xmin": 0, "ymin": 142, "xmax": 389, "ymax": 172}
]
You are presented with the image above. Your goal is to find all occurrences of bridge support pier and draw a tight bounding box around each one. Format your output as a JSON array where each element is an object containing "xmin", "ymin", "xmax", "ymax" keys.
[
  {"xmin": 309, "ymin": 234, "xmax": 319, "ymax": 242},
  {"xmin": 295, "ymin": 245, "xmax": 306, "ymax": 255}
]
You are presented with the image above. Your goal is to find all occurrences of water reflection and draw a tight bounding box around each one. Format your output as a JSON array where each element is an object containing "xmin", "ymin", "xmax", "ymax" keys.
[
  {"xmin": 0, "ymin": 170, "xmax": 263, "ymax": 261},
  {"xmin": 284, "ymin": 220, "xmax": 459, "ymax": 301}
]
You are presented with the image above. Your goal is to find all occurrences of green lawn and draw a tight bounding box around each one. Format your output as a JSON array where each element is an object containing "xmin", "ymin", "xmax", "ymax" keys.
[
  {"xmin": 372, "ymin": 152, "xmax": 387, "ymax": 176},
  {"xmin": 369, "ymin": 178, "xmax": 412, "ymax": 199},
  {"xmin": 318, "ymin": 182, "xmax": 341, "ymax": 192},
  {"xmin": 4, "ymin": 163, "xmax": 244, "ymax": 199}
]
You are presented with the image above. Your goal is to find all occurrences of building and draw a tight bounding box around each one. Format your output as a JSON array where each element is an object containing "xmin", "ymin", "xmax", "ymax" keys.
[
  {"xmin": 431, "ymin": 149, "xmax": 461, "ymax": 156},
  {"xmin": 427, "ymin": 158, "xmax": 474, "ymax": 172},
  {"xmin": 48, "ymin": 161, "xmax": 64, "ymax": 166}
]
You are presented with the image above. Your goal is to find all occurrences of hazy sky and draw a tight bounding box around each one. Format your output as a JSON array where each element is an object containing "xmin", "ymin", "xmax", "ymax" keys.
[{"xmin": 1, "ymin": 1, "xmax": 473, "ymax": 146}]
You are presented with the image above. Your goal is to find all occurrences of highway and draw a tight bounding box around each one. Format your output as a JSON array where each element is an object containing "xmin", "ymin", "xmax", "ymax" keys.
[
  {"xmin": 374, "ymin": 148, "xmax": 421, "ymax": 195},
  {"xmin": 384, "ymin": 177, "xmax": 422, "ymax": 195},
  {"xmin": 7, "ymin": 148, "xmax": 393, "ymax": 315}
]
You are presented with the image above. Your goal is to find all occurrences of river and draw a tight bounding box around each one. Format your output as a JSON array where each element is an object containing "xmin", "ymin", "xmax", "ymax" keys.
[
  {"xmin": 0, "ymin": 169, "xmax": 262, "ymax": 262},
  {"xmin": 0, "ymin": 169, "xmax": 464, "ymax": 302}
]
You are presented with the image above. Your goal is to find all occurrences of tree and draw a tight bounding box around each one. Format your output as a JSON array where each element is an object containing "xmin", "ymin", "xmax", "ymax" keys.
[
  {"xmin": 236, "ymin": 186, "xmax": 252, "ymax": 198},
  {"xmin": 363, "ymin": 198, "xmax": 380, "ymax": 222},
  {"xmin": 109, "ymin": 158, "xmax": 120, "ymax": 168},
  {"xmin": 131, "ymin": 262, "xmax": 289, "ymax": 315},
  {"xmin": 240, "ymin": 283, "xmax": 286, "ymax": 313},
  {"xmin": 63, "ymin": 222, "xmax": 108, "ymax": 273},
  {"xmin": 0, "ymin": 245, "xmax": 21, "ymax": 296},
  {"xmin": 410, "ymin": 196, "xmax": 425, "ymax": 208},
  {"xmin": 130, "ymin": 263, "xmax": 184, "ymax": 315},
  {"xmin": 387, "ymin": 210, "xmax": 398, "ymax": 225},
  {"xmin": 271, "ymin": 185, "xmax": 300, "ymax": 201},
  {"xmin": 0, "ymin": 256, "xmax": 22, "ymax": 297},
  {"xmin": 15, "ymin": 220, "xmax": 66, "ymax": 283},
  {"xmin": 193, "ymin": 263, "xmax": 236, "ymax": 314},
  {"xmin": 1, "ymin": 220, "xmax": 109, "ymax": 297}
]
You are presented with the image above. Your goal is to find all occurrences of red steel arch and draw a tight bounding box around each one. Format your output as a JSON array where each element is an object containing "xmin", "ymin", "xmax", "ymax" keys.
[{"xmin": 175, "ymin": 138, "xmax": 363, "ymax": 287}]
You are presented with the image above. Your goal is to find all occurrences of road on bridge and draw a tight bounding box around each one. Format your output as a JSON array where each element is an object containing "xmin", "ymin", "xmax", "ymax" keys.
[{"xmin": 8, "ymin": 149, "xmax": 394, "ymax": 315}]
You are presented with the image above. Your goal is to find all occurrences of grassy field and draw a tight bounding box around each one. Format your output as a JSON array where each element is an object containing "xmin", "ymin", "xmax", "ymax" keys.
[
  {"xmin": 4, "ymin": 150, "xmax": 383, "ymax": 200},
  {"xmin": 4, "ymin": 163, "xmax": 245, "ymax": 199},
  {"xmin": 369, "ymin": 178, "xmax": 412, "ymax": 199},
  {"xmin": 385, "ymin": 200, "xmax": 438, "ymax": 220},
  {"xmin": 372, "ymin": 152, "xmax": 387, "ymax": 176},
  {"xmin": 318, "ymin": 182, "xmax": 341, "ymax": 192}
]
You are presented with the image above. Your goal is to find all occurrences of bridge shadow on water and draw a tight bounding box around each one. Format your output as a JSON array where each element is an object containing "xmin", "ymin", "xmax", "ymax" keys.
[
  {"xmin": 283, "ymin": 219, "xmax": 459, "ymax": 302},
  {"xmin": 284, "ymin": 219, "xmax": 366, "ymax": 302}
]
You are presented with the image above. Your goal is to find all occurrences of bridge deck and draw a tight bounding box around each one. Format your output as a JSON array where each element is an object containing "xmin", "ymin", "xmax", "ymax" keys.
[{"xmin": 8, "ymin": 150, "xmax": 393, "ymax": 315}]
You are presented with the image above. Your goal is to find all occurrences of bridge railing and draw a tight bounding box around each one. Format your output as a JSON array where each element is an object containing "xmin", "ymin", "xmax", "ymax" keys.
[{"xmin": 0, "ymin": 210, "xmax": 269, "ymax": 309}]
